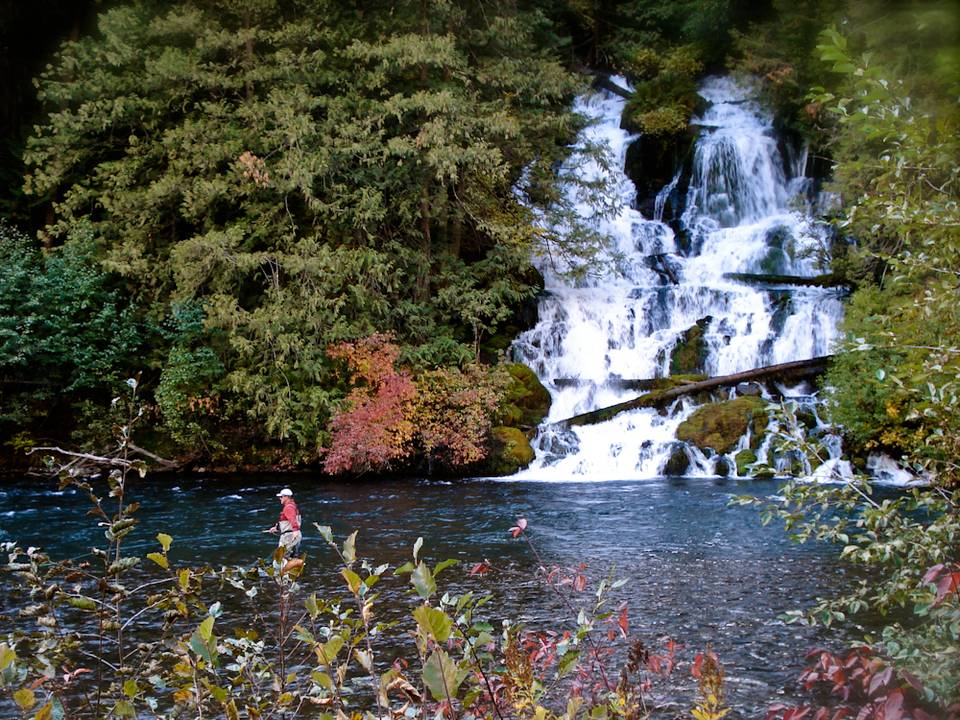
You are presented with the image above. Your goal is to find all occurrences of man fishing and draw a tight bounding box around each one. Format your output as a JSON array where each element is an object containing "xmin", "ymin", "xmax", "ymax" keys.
[{"xmin": 266, "ymin": 487, "xmax": 302, "ymax": 558}]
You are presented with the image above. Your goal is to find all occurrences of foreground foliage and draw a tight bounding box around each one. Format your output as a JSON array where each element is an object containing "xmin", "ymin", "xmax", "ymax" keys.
[
  {"xmin": 1, "ymin": 390, "xmax": 729, "ymax": 718},
  {"xmin": 740, "ymin": 404, "xmax": 960, "ymax": 718}
]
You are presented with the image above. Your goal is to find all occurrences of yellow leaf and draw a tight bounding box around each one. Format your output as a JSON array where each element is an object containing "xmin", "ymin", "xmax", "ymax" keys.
[{"xmin": 14, "ymin": 688, "xmax": 36, "ymax": 710}]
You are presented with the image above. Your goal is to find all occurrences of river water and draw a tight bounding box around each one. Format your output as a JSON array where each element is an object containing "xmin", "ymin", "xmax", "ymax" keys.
[{"xmin": 0, "ymin": 473, "xmax": 857, "ymax": 717}]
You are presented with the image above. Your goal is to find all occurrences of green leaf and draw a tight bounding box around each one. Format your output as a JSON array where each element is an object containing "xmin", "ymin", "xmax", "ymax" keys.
[
  {"xmin": 411, "ymin": 562, "xmax": 436, "ymax": 600},
  {"xmin": 434, "ymin": 558, "xmax": 459, "ymax": 576},
  {"xmin": 556, "ymin": 649, "xmax": 580, "ymax": 679},
  {"xmin": 67, "ymin": 595, "xmax": 98, "ymax": 611},
  {"xmin": 113, "ymin": 699, "xmax": 136, "ymax": 717},
  {"xmin": 413, "ymin": 536, "xmax": 423, "ymax": 562},
  {"xmin": 305, "ymin": 593, "xmax": 319, "ymax": 618},
  {"xmin": 422, "ymin": 648, "xmax": 467, "ymax": 702},
  {"xmin": 341, "ymin": 568, "xmax": 362, "ymax": 594},
  {"xmin": 123, "ymin": 679, "xmax": 138, "ymax": 698},
  {"xmin": 312, "ymin": 671, "xmax": 334, "ymax": 690},
  {"xmin": 316, "ymin": 635, "xmax": 344, "ymax": 665},
  {"xmin": 343, "ymin": 531, "xmax": 358, "ymax": 565},
  {"xmin": 413, "ymin": 605, "xmax": 453, "ymax": 643},
  {"xmin": 199, "ymin": 615, "xmax": 214, "ymax": 642},
  {"xmin": 189, "ymin": 631, "xmax": 214, "ymax": 665},
  {"xmin": 0, "ymin": 643, "xmax": 15, "ymax": 671},
  {"xmin": 394, "ymin": 561, "xmax": 415, "ymax": 575},
  {"xmin": 315, "ymin": 524, "xmax": 333, "ymax": 544}
]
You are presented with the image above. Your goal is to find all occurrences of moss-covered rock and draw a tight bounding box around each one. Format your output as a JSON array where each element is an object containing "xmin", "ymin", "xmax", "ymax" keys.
[
  {"xmin": 676, "ymin": 396, "xmax": 768, "ymax": 454},
  {"xmin": 715, "ymin": 455, "xmax": 731, "ymax": 477},
  {"xmin": 484, "ymin": 426, "xmax": 535, "ymax": 476},
  {"xmin": 498, "ymin": 363, "xmax": 551, "ymax": 428},
  {"xmin": 669, "ymin": 317, "xmax": 712, "ymax": 375},
  {"xmin": 662, "ymin": 443, "xmax": 690, "ymax": 476},
  {"xmin": 734, "ymin": 448, "xmax": 757, "ymax": 475}
]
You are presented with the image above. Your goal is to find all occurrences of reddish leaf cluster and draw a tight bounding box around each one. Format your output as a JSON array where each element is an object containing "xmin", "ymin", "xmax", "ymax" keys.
[
  {"xmin": 924, "ymin": 563, "xmax": 960, "ymax": 607},
  {"xmin": 324, "ymin": 335, "xmax": 416, "ymax": 474},
  {"xmin": 767, "ymin": 646, "xmax": 958, "ymax": 720},
  {"xmin": 324, "ymin": 335, "xmax": 509, "ymax": 474}
]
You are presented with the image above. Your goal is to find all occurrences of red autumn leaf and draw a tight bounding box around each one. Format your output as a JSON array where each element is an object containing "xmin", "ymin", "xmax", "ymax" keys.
[
  {"xmin": 868, "ymin": 666, "xmax": 893, "ymax": 697},
  {"xmin": 617, "ymin": 605, "xmax": 629, "ymax": 638},
  {"xmin": 884, "ymin": 689, "xmax": 905, "ymax": 720},
  {"xmin": 692, "ymin": 652, "xmax": 704, "ymax": 679},
  {"xmin": 573, "ymin": 573, "xmax": 587, "ymax": 592},
  {"xmin": 933, "ymin": 571, "xmax": 960, "ymax": 606},
  {"xmin": 899, "ymin": 670, "xmax": 924, "ymax": 693},
  {"xmin": 470, "ymin": 560, "xmax": 491, "ymax": 576},
  {"xmin": 922, "ymin": 563, "xmax": 946, "ymax": 584},
  {"xmin": 766, "ymin": 704, "xmax": 790, "ymax": 720}
]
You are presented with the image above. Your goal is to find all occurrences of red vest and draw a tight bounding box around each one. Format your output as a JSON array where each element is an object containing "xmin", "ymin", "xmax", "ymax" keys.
[{"xmin": 279, "ymin": 500, "xmax": 301, "ymax": 531}]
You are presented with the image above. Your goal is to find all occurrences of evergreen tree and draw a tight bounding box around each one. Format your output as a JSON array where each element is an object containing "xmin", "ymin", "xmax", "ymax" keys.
[{"xmin": 23, "ymin": 0, "xmax": 584, "ymax": 454}]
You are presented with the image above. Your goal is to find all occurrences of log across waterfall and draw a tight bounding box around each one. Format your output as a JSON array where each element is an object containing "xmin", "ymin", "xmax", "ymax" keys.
[
  {"xmin": 557, "ymin": 355, "xmax": 832, "ymax": 427},
  {"xmin": 511, "ymin": 76, "xmax": 845, "ymax": 479}
]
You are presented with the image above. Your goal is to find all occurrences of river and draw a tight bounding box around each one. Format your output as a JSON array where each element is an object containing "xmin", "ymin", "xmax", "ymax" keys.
[{"xmin": 0, "ymin": 473, "xmax": 858, "ymax": 717}]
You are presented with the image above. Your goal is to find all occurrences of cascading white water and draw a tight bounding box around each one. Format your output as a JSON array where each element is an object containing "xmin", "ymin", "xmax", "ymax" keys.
[{"xmin": 511, "ymin": 76, "xmax": 845, "ymax": 480}]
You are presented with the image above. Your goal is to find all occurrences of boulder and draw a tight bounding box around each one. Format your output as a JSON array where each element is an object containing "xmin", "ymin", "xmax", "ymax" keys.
[
  {"xmin": 662, "ymin": 443, "xmax": 690, "ymax": 476},
  {"xmin": 499, "ymin": 363, "xmax": 551, "ymax": 428},
  {"xmin": 734, "ymin": 448, "xmax": 757, "ymax": 476},
  {"xmin": 484, "ymin": 426, "xmax": 535, "ymax": 476},
  {"xmin": 669, "ymin": 317, "xmax": 712, "ymax": 375},
  {"xmin": 676, "ymin": 396, "xmax": 768, "ymax": 454},
  {"xmin": 714, "ymin": 455, "xmax": 732, "ymax": 477}
]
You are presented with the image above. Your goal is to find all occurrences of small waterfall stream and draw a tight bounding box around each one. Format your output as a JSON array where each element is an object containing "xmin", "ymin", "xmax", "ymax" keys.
[{"xmin": 512, "ymin": 76, "xmax": 846, "ymax": 480}]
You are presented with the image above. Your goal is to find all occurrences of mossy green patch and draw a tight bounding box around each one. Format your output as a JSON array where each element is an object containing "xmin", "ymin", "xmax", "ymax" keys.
[
  {"xmin": 499, "ymin": 363, "xmax": 551, "ymax": 428},
  {"xmin": 484, "ymin": 426, "xmax": 535, "ymax": 476},
  {"xmin": 676, "ymin": 396, "xmax": 768, "ymax": 454},
  {"xmin": 734, "ymin": 448, "xmax": 757, "ymax": 475},
  {"xmin": 670, "ymin": 317, "xmax": 711, "ymax": 375}
]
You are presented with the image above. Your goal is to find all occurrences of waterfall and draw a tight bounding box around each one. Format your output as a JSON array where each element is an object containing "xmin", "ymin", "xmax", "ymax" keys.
[{"xmin": 511, "ymin": 76, "xmax": 845, "ymax": 481}]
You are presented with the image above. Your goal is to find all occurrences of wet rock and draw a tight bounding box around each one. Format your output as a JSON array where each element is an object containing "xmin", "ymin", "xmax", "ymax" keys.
[
  {"xmin": 498, "ymin": 363, "xmax": 551, "ymax": 428},
  {"xmin": 735, "ymin": 448, "xmax": 757, "ymax": 475},
  {"xmin": 715, "ymin": 455, "xmax": 732, "ymax": 477},
  {"xmin": 623, "ymin": 130, "xmax": 696, "ymax": 220},
  {"xmin": 676, "ymin": 396, "xmax": 768, "ymax": 454},
  {"xmin": 794, "ymin": 408, "xmax": 818, "ymax": 429},
  {"xmin": 484, "ymin": 426, "xmax": 535, "ymax": 476},
  {"xmin": 736, "ymin": 382, "xmax": 763, "ymax": 397},
  {"xmin": 663, "ymin": 443, "xmax": 690, "ymax": 476},
  {"xmin": 669, "ymin": 316, "xmax": 712, "ymax": 375}
]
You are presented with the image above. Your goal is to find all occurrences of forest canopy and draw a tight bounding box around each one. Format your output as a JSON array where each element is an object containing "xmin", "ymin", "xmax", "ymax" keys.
[{"xmin": 8, "ymin": 0, "xmax": 593, "ymax": 466}]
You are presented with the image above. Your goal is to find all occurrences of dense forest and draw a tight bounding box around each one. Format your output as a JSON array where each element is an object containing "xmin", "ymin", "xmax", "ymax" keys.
[
  {"xmin": 1, "ymin": 0, "xmax": 954, "ymax": 483},
  {"xmin": 0, "ymin": 0, "xmax": 958, "ymax": 717}
]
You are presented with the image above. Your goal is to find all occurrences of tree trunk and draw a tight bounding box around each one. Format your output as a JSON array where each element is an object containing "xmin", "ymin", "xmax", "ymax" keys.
[{"xmin": 557, "ymin": 355, "xmax": 833, "ymax": 427}]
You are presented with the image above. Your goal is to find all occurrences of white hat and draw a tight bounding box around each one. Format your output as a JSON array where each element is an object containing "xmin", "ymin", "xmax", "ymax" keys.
[{"xmin": 276, "ymin": 488, "xmax": 293, "ymax": 497}]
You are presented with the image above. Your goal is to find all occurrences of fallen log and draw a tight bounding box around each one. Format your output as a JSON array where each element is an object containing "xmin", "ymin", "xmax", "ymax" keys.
[
  {"xmin": 557, "ymin": 355, "xmax": 832, "ymax": 427},
  {"xmin": 724, "ymin": 272, "xmax": 850, "ymax": 288},
  {"xmin": 592, "ymin": 76, "xmax": 633, "ymax": 100}
]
